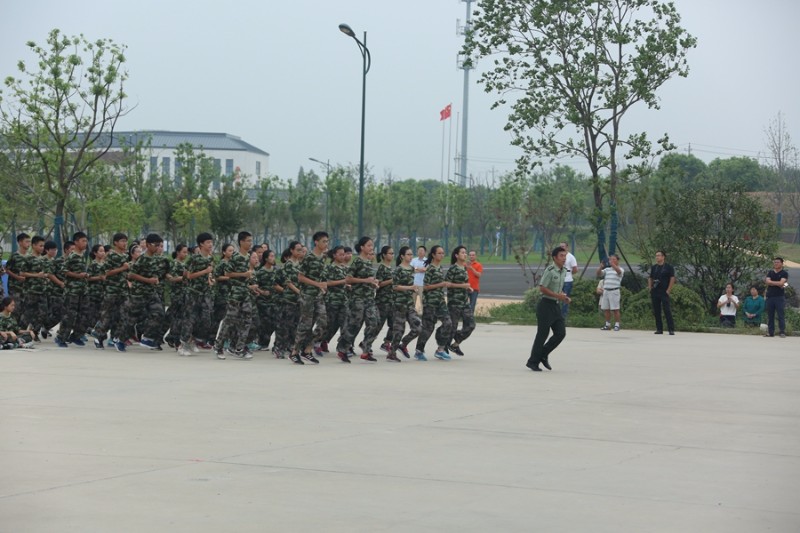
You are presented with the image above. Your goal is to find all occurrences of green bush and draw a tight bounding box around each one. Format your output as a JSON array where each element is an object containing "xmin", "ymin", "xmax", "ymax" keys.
[{"xmin": 623, "ymin": 284, "xmax": 707, "ymax": 331}]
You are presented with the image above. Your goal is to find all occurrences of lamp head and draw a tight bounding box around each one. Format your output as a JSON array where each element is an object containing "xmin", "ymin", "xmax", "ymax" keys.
[{"xmin": 338, "ymin": 23, "xmax": 355, "ymax": 38}]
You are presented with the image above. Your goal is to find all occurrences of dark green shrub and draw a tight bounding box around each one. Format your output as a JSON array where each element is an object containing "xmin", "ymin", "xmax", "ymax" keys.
[{"xmin": 623, "ymin": 284, "xmax": 707, "ymax": 331}]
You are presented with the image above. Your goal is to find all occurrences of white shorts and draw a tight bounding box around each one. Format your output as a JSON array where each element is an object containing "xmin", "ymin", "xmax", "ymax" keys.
[{"xmin": 600, "ymin": 289, "xmax": 621, "ymax": 310}]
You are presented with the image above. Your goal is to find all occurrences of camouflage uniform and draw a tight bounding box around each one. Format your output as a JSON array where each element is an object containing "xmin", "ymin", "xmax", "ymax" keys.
[
  {"xmin": 5, "ymin": 251, "xmax": 29, "ymax": 321},
  {"xmin": 213, "ymin": 261, "xmax": 231, "ymax": 329},
  {"xmin": 274, "ymin": 261, "xmax": 300, "ymax": 354},
  {"xmin": 0, "ymin": 313, "xmax": 33, "ymax": 346},
  {"xmin": 317, "ymin": 262, "xmax": 348, "ymax": 345},
  {"xmin": 374, "ymin": 262, "xmax": 395, "ymax": 346},
  {"xmin": 21, "ymin": 254, "xmax": 50, "ymax": 334},
  {"xmin": 93, "ymin": 250, "xmax": 129, "ymax": 342},
  {"xmin": 56, "ymin": 250, "xmax": 89, "ymax": 342},
  {"xmin": 126, "ymin": 254, "xmax": 167, "ymax": 342},
  {"xmin": 244, "ymin": 268, "xmax": 261, "ymax": 345},
  {"xmin": 181, "ymin": 252, "xmax": 215, "ymax": 344},
  {"xmin": 294, "ymin": 252, "xmax": 328, "ymax": 353},
  {"xmin": 84, "ymin": 260, "xmax": 107, "ymax": 337},
  {"xmin": 164, "ymin": 259, "xmax": 187, "ymax": 346},
  {"xmin": 46, "ymin": 255, "xmax": 66, "ymax": 331},
  {"xmin": 391, "ymin": 264, "xmax": 422, "ymax": 350},
  {"xmin": 445, "ymin": 263, "xmax": 475, "ymax": 346},
  {"xmin": 336, "ymin": 256, "xmax": 379, "ymax": 354},
  {"xmin": 214, "ymin": 251, "xmax": 253, "ymax": 352},
  {"xmin": 254, "ymin": 265, "xmax": 280, "ymax": 348},
  {"xmin": 415, "ymin": 263, "xmax": 452, "ymax": 352}
]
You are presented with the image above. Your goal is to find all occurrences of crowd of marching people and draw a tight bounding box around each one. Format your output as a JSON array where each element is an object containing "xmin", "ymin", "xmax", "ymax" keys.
[{"xmin": 1, "ymin": 230, "xmax": 477, "ymax": 363}]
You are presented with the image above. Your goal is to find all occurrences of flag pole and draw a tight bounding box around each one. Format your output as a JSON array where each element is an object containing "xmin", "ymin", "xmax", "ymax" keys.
[
  {"xmin": 441, "ymin": 117, "xmax": 446, "ymax": 182},
  {"xmin": 446, "ymin": 104, "xmax": 453, "ymax": 183}
]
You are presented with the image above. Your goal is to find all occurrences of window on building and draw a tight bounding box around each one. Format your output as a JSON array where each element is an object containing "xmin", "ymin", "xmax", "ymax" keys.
[
  {"xmin": 149, "ymin": 157, "xmax": 158, "ymax": 178},
  {"xmin": 213, "ymin": 159, "xmax": 222, "ymax": 191},
  {"xmin": 225, "ymin": 159, "xmax": 234, "ymax": 176},
  {"xmin": 256, "ymin": 161, "xmax": 261, "ymax": 177},
  {"xmin": 174, "ymin": 159, "xmax": 183, "ymax": 187},
  {"xmin": 162, "ymin": 157, "xmax": 171, "ymax": 177}
]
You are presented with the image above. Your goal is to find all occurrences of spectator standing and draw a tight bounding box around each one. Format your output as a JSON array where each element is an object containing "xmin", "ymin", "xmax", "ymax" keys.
[
  {"xmin": 559, "ymin": 241, "xmax": 578, "ymax": 319},
  {"xmin": 716, "ymin": 283, "xmax": 739, "ymax": 328},
  {"xmin": 597, "ymin": 254, "xmax": 624, "ymax": 331},
  {"xmin": 467, "ymin": 250, "xmax": 483, "ymax": 313},
  {"xmin": 410, "ymin": 246, "xmax": 427, "ymax": 313},
  {"xmin": 764, "ymin": 257, "xmax": 789, "ymax": 338},
  {"xmin": 648, "ymin": 250, "xmax": 676, "ymax": 335}
]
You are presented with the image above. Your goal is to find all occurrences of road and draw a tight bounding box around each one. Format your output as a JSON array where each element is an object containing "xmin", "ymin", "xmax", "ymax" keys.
[{"xmin": 479, "ymin": 263, "xmax": 800, "ymax": 299}]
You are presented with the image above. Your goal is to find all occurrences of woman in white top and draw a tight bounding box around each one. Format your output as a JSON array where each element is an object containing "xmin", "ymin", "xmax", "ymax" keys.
[{"xmin": 717, "ymin": 283, "xmax": 739, "ymax": 328}]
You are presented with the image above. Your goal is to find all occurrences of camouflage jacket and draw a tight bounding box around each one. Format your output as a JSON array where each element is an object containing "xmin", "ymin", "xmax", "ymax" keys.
[
  {"xmin": 445, "ymin": 264, "xmax": 470, "ymax": 309},
  {"xmin": 392, "ymin": 264, "xmax": 415, "ymax": 308},
  {"xmin": 422, "ymin": 263, "xmax": 445, "ymax": 307},
  {"xmin": 349, "ymin": 256, "xmax": 377, "ymax": 301},
  {"xmin": 63, "ymin": 251, "xmax": 88, "ymax": 296}
]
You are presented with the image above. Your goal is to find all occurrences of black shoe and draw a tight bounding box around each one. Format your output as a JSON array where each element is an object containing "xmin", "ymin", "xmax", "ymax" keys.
[
  {"xmin": 668, "ymin": 331, "xmax": 675, "ymax": 336},
  {"xmin": 526, "ymin": 360, "xmax": 541, "ymax": 372},
  {"xmin": 289, "ymin": 353, "xmax": 305, "ymax": 365},
  {"xmin": 654, "ymin": 331, "xmax": 663, "ymax": 335},
  {"xmin": 300, "ymin": 352, "xmax": 319, "ymax": 364},
  {"xmin": 449, "ymin": 344, "xmax": 465, "ymax": 356},
  {"xmin": 360, "ymin": 353, "xmax": 377, "ymax": 362},
  {"xmin": 763, "ymin": 334, "xmax": 774, "ymax": 337},
  {"xmin": 337, "ymin": 351, "xmax": 351, "ymax": 363},
  {"xmin": 541, "ymin": 358, "xmax": 552, "ymax": 371}
]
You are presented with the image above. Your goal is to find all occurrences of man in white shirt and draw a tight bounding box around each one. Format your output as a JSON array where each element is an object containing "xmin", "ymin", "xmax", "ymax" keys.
[
  {"xmin": 597, "ymin": 254, "xmax": 624, "ymax": 331},
  {"xmin": 560, "ymin": 242, "xmax": 578, "ymax": 319},
  {"xmin": 410, "ymin": 245, "xmax": 427, "ymax": 313}
]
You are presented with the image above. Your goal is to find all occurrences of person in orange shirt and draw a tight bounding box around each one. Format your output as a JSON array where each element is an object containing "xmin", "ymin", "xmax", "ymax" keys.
[{"xmin": 467, "ymin": 250, "xmax": 483, "ymax": 312}]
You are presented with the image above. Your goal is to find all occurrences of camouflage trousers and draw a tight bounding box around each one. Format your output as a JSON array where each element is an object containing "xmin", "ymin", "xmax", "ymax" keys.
[
  {"xmin": 376, "ymin": 301, "xmax": 394, "ymax": 343},
  {"xmin": 448, "ymin": 303, "xmax": 476, "ymax": 345},
  {"xmin": 318, "ymin": 301, "xmax": 348, "ymax": 344},
  {"xmin": 126, "ymin": 293, "xmax": 166, "ymax": 341},
  {"xmin": 416, "ymin": 301, "xmax": 452, "ymax": 352},
  {"xmin": 46, "ymin": 292, "xmax": 65, "ymax": 330},
  {"xmin": 57, "ymin": 292, "xmax": 89, "ymax": 341},
  {"xmin": 275, "ymin": 301, "xmax": 300, "ymax": 353},
  {"xmin": 336, "ymin": 297, "xmax": 379, "ymax": 354},
  {"xmin": 21, "ymin": 292, "xmax": 49, "ymax": 333},
  {"xmin": 180, "ymin": 290, "xmax": 214, "ymax": 343},
  {"xmin": 294, "ymin": 293, "xmax": 327, "ymax": 353},
  {"xmin": 165, "ymin": 292, "xmax": 187, "ymax": 345},
  {"xmin": 215, "ymin": 298, "xmax": 253, "ymax": 352},
  {"xmin": 93, "ymin": 293, "xmax": 128, "ymax": 341},
  {"xmin": 84, "ymin": 293, "xmax": 104, "ymax": 337},
  {"xmin": 256, "ymin": 300, "xmax": 279, "ymax": 348},
  {"xmin": 245, "ymin": 298, "xmax": 261, "ymax": 345},
  {"xmin": 391, "ymin": 303, "xmax": 422, "ymax": 351}
]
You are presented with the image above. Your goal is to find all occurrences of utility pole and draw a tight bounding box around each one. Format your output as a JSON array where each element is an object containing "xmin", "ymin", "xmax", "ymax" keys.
[{"xmin": 457, "ymin": 0, "xmax": 473, "ymax": 187}]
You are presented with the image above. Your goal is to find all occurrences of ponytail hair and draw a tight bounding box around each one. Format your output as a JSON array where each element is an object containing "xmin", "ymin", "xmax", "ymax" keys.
[
  {"xmin": 425, "ymin": 245, "xmax": 442, "ymax": 266},
  {"xmin": 280, "ymin": 248, "xmax": 293, "ymax": 264},
  {"xmin": 396, "ymin": 246, "xmax": 411, "ymax": 266},
  {"xmin": 450, "ymin": 245, "xmax": 466, "ymax": 265},
  {"xmin": 89, "ymin": 243, "xmax": 103, "ymax": 260},
  {"xmin": 172, "ymin": 243, "xmax": 187, "ymax": 260},
  {"xmin": 328, "ymin": 245, "xmax": 345, "ymax": 262},
  {"xmin": 377, "ymin": 245, "xmax": 392, "ymax": 263},
  {"xmin": 260, "ymin": 249, "xmax": 275, "ymax": 267},
  {"xmin": 354, "ymin": 236, "xmax": 372, "ymax": 254}
]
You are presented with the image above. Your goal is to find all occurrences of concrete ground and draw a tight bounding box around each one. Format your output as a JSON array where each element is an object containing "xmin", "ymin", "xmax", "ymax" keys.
[{"xmin": 1, "ymin": 326, "xmax": 798, "ymax": 532}]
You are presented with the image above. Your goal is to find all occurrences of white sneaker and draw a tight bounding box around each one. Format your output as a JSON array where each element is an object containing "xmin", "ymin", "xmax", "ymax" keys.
[
  {"xmin": 188, "ymin": 341, "xmax": 199, "ymax": 353},
  {"xmin": 177, "ymin": 344, "xmax": 192, "ymax": 356}
]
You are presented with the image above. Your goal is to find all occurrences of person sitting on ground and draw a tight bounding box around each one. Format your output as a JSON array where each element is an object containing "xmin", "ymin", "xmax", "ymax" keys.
[
  {"xmin": 0, "ymin": 297, "xmax": 35, "ymax": 349},
  {"xmin": 742, "ymin": 286, "xmax": 765, "ymax": 327},
  {"xmin": 717, "ymin": 283, "xmax": 739, "ymax": 328}
]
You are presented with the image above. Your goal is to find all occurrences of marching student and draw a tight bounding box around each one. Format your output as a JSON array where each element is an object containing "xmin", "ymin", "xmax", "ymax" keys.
[
  {"xmin": 54, "ymin": 232, "xmax": 90, "ymax": 348},
  {"xmin": 415, "ymin": 245, "xmax": 452, "ymax": 361},
  {"xmin": 291, "ymin": 231, "xmax": 330, "ymax": 364},
  {"xmin": 388, "ymin": 245, "xmax": 421, "ymax": 362},
  {"xmin": 214, "ymin": 231, "xmax": 255, "ymax": 360},
  {"xmin": 335, "ymin": 236, "xmax": 380, "ymax": 363},
  {"xmin": 91, "ymin": 233, "xmax": 130, "ymax": 351},
  {"xmin": 374, "ymin": 245, "xmax": 395, "ymax": 353},
  {"xmin": 445, "ymin": 245, "xmax": 475, "ymax": 356}
]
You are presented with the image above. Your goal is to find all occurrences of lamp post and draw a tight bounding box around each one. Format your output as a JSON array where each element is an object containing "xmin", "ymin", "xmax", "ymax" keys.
[
  {"xmin": 338, "ymin": 23, "xmax": 371, "ymax": 239},
  {"xmin": 309, "ymin": 157, "xmax": 331, "ymax": 232}
]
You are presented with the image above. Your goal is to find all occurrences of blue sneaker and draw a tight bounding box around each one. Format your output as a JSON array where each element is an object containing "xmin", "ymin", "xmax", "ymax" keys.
[
  {"xmin": 71, "ymin": 337, "xmax": 85, "ymax": 347},
  {"xmin": 54, "ymin": 337, "xmax": 69, "ymax": 348},
  {"xmin": 139, "ymin": 337, "xmax": 158, "ymax": 350},
  {"xmin": 414, "ymin": 350, "xmax": 427, "ymax": 361},
  {"xmin": 434, "ymin": 350, "xmax": 452, "ymax": 361},
  {"xmin": 107, "ymin": 338, "xmax": 115, "ymax": 347},
  {"xmin": 113, "ymin": 339, "xmax": 127, "ymax": 352}
]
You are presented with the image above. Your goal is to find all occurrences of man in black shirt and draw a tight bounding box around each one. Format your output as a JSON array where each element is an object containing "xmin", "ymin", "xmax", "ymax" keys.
[
  {"xmin": 764, "ymin": 257, "xmax": 789, "ymax": 338},
  {"xmin": 648, "ymin": 250, "xmax": 676, "ymax": 335}
]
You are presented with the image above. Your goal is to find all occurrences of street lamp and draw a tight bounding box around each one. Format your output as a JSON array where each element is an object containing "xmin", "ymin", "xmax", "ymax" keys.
[{"xmin": 338, "ymin": 23, "xmax": 371, "ymax": 239}]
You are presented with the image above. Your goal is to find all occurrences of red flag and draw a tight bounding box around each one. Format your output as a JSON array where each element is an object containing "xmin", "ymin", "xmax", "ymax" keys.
[{"xmin": 439, "ymin": 103, "xmax": 452, "ymax": 121}]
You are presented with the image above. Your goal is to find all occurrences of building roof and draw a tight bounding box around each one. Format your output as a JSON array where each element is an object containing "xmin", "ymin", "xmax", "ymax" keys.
[{"xmin": 107, "ymin": 131, "xmax": 269, "ymax": 157}]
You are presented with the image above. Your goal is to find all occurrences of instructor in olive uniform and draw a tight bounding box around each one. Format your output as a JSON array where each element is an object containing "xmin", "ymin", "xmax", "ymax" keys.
[{"xmin": 527, "ymin": 246, "xmax": 570, "ymax": 372}]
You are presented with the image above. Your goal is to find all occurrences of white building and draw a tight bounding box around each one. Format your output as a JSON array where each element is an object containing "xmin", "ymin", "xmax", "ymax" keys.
[{"xmin": 106, "ymin": 130, "xmax": 270, "ymax": 189}]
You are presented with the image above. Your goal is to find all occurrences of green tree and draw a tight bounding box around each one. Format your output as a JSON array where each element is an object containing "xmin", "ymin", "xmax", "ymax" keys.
[
  {"xmin": 288, "ymin": 167, "xmax": 322, "ymax": 240},
  {"xmin": 254, "ymin": 174, "xmax": 287, "ymax": 246},
  {"xmin": 208, "ymin": 175, "xmax": 248, "ymax": 244},
  {"xmin": 325, "ymin": 167, "xmax": 356, "ymax": 244},
  {"xmin": 0, "ymin": 29, "xmax": 128, "ymax": 247},
  {"xmin": 463, "ymin": 0, "xmax": 697, "ymax": 262},
  {"xmin": 706, "ymin": 157, "xmax": 766, "ymax": 192},
  {"xmin": 649, "ymin": 180, "xmax": 779, "ymax": 312}
]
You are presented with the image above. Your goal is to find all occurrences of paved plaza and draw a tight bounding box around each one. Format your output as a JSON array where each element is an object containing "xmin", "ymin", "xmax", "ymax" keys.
[{"xmin": 1, "ymin": 325, "xmax": 798, "ymax": 532}]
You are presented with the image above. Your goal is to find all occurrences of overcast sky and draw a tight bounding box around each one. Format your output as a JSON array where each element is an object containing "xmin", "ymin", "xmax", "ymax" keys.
[{"xmin": 2, "ymin": 0, "xmax": 798, "ymax": 185}]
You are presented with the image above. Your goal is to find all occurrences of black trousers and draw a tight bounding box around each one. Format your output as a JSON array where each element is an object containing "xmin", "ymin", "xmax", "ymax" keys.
[
  {"xmin": 528, "ymin": 299, "xmax": 565, "ymax": 366},
  {"xmin": 766, "ymin": 296, "xmax": 785, "ymax": 336},
  {"xmin": 651, "ymin": 292, "xmax": 675, "ymax": 333}
]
